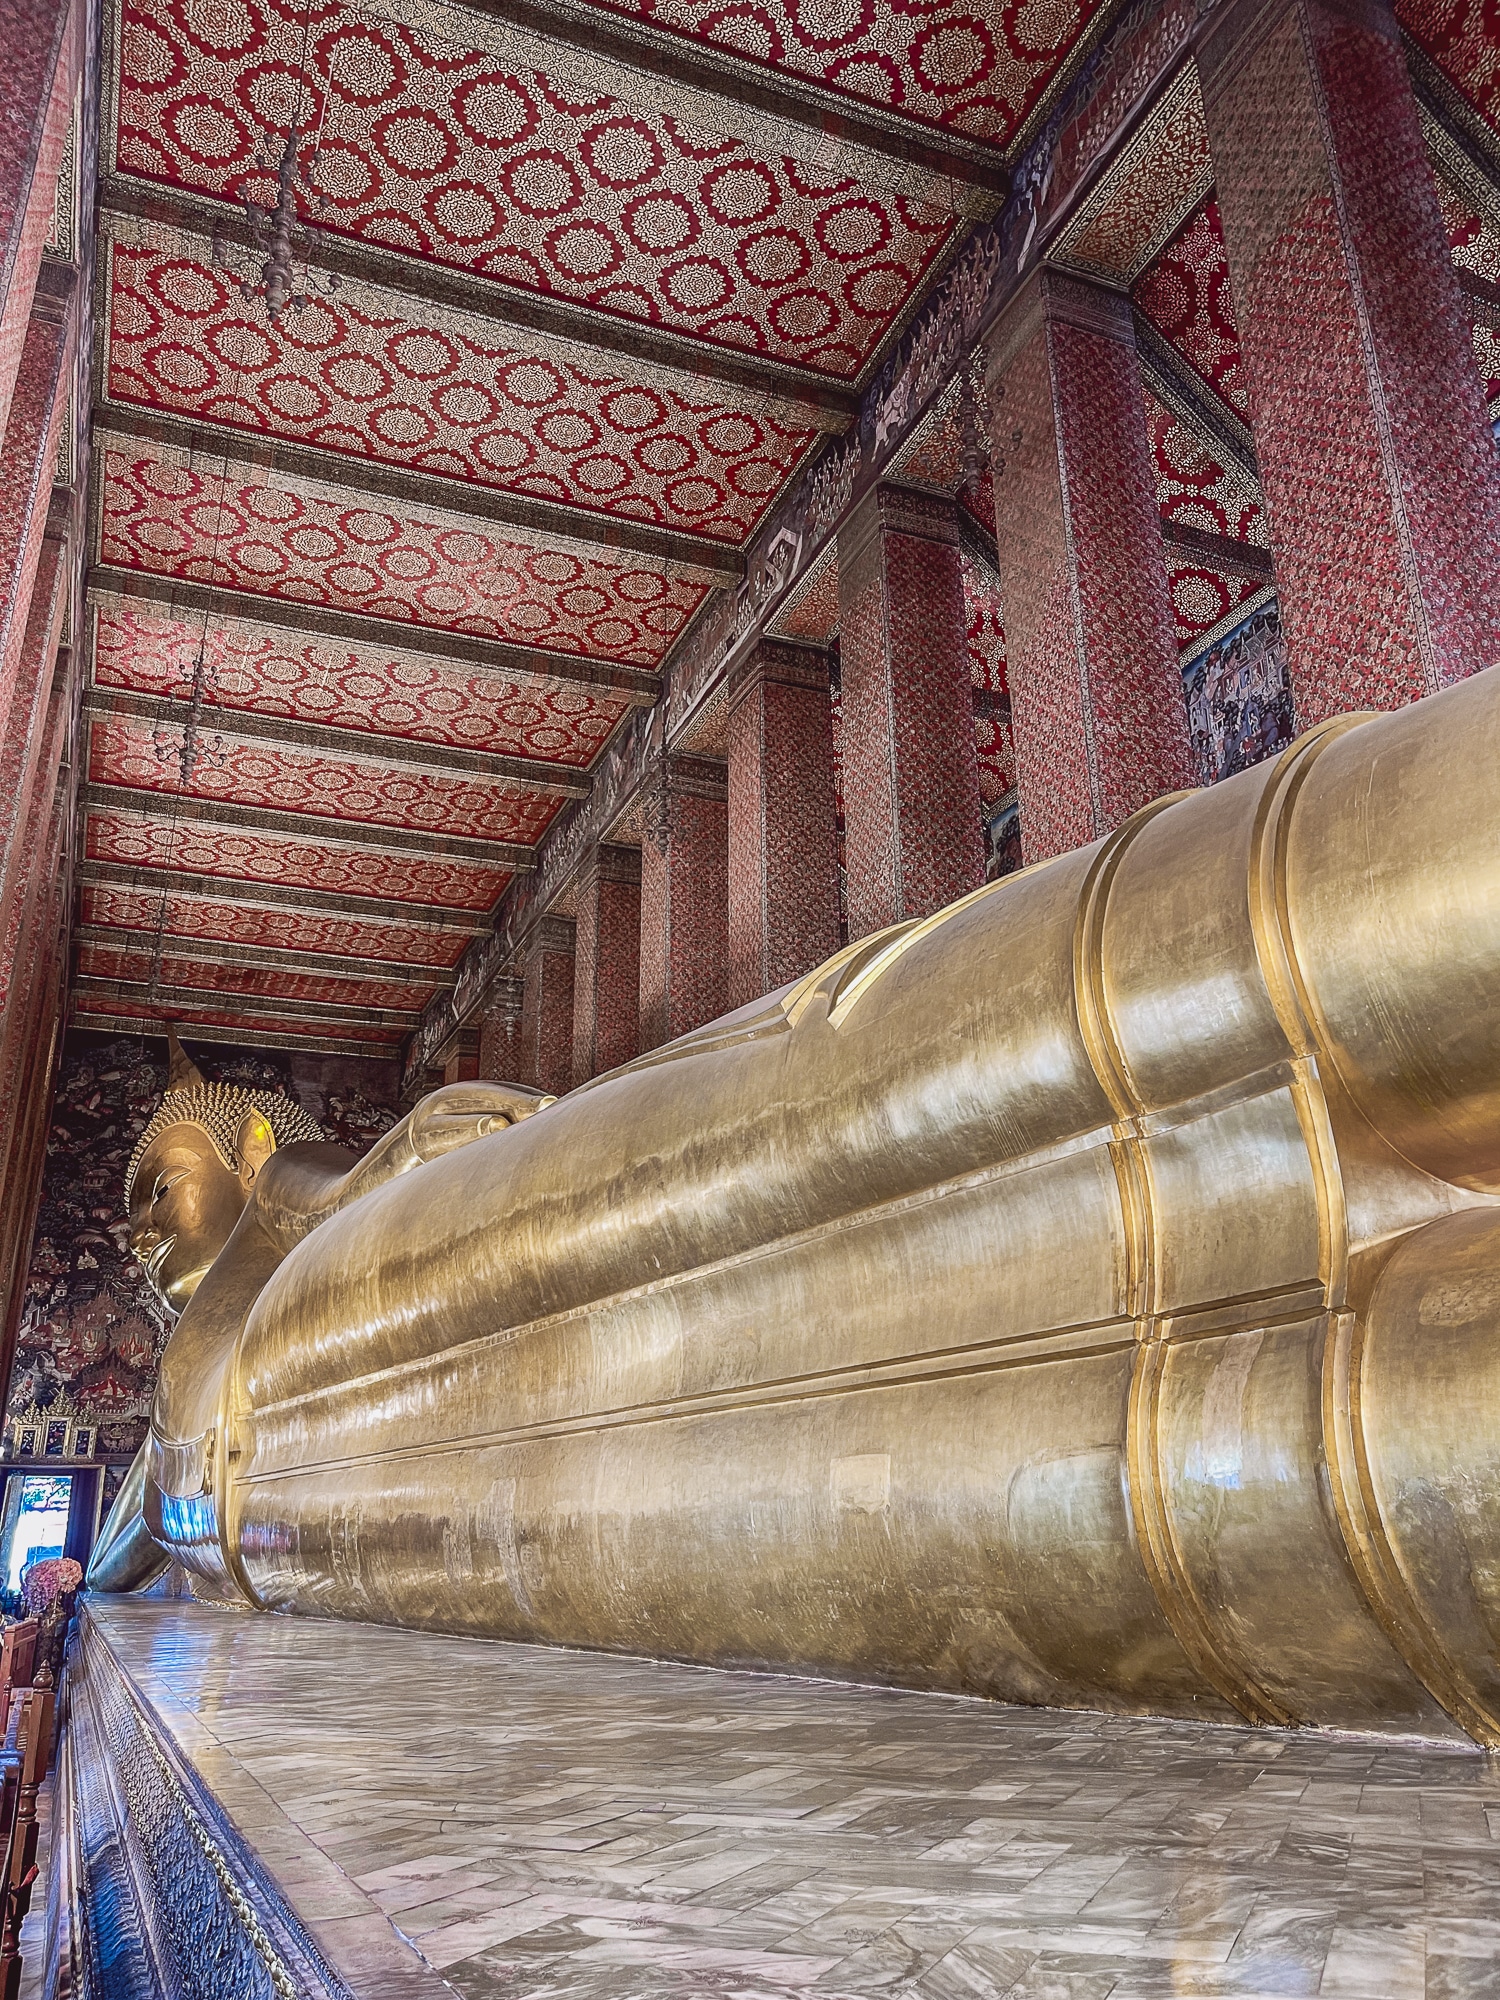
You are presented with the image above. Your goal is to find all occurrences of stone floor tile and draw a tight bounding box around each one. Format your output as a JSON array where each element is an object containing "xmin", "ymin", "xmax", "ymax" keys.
[{"xmin": 81, "ymin": 1601, "xmax": 1500, "ymax": 2000}]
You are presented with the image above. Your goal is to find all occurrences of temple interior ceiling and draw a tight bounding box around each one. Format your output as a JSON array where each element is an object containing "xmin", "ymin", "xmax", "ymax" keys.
[{"xmin": 77, "ymin": 0, "xmax": 1500, "ymax": 1061}]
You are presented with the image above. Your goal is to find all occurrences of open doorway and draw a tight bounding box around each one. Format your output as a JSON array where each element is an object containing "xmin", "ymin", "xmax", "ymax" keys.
[{"xmin": 0, "ymin": 1475, "xmax": 74, "ymax": 1598}]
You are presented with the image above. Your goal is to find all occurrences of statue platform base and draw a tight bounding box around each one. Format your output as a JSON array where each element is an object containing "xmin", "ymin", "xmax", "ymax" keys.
[{"xmin": 50, "ymin": 1599, "xmax": 1499, "ymax": 1998}]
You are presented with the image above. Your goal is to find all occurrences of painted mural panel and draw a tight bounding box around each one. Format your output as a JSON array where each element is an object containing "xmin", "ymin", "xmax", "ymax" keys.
[{"xmin": 8, "ymin": 1031, "xmax": 401, "ymax": 1478}]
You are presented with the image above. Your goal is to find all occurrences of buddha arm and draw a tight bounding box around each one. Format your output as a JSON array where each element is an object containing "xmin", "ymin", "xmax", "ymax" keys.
[{"xmin": 250, "ymin": 1082, "xmax": 554, "ymax": 1255}]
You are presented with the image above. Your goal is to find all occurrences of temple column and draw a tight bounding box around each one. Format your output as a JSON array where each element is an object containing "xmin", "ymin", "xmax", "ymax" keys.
[
  {"xmin": 1198, "ymin": 0, "xmax": 1500, "ymax": 722},
  {"xmin": 638, "ymin": 756, "xmax": 728, "ymax": 1050},
  {"xmin": 835, "ymin": 484, "xmax": 983, "ymax": 938},
  {"xmin": 440, "ymin": 1026, "xmax": 481, "ymax": 1085},
  {"xmin": 0, "ymin": 0, "xmax": 75, "ymax": 441},
  {"xmin": 0, "ymin": 521, "xmax": 66, "ymax": 1009},
  {"xmin": 572, "ymin": 843, "xmax": 641, "ymax": 1086},
  {"xmin": 518, "ymin": 918, "xmax": 576, "ymax": 1097},
  {"xmin": 0, "ymin": 274, "xmax": 72, "ymax": 824},
  {"xmin": 724, "ymin": 639, "xmax": 840, "ymax": 1007},
  {"xmin": 478, "ymin": 975, "xmax": 525, "ymax": 1084},
  {"xmin": 985, "ymin": 268, "xmax": 1195, "ymax": 866}
]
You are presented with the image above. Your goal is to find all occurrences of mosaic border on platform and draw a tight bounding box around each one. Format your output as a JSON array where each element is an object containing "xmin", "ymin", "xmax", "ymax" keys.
[{"xmin": 52, "ymin": 1609, "xmax": 360, "ymax": 2000}]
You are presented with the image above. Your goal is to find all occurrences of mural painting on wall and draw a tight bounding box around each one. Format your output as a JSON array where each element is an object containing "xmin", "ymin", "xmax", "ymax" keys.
[
  {"xmin": 9, "ymin": 1032, "xmax": 401, "ymax": 1479},
  {"xmin": 1181, "ymin": 602, "xmax": 1294, "ymax": 788}
]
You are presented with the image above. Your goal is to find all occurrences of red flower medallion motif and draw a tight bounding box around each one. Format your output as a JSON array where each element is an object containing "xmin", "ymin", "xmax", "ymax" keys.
[
  {"xmin": 107, "ymin": 239, "xmax": 818, "ymax": 544},
  {"xmin": 92, "ymin": 603, "xmax": 633, "ymax": 767},
  {"xmin": 1133, "ymin": 199, "xmax": 1250, "ymax": 420},
  {"xmin": 80, "ymin": 881, "xmax": 469, "ymax": 967},
  {"xmin": 113, "ymin": 0, "xmax": 956, "ymax": 376},
  {"xmin": 100, "ymin": 444, "xmax": 707, "ymax": 665}
]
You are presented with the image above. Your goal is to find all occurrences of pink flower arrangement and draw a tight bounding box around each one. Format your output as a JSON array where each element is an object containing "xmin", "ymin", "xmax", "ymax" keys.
[{"xmin": 22, "ymin": 1558, "xmax": 82, "ymax": 1615}]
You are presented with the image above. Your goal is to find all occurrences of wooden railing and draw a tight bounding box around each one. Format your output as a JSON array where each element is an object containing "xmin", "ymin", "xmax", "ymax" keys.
[{"xmin": 0, "ymin": 1618, "xmax": 57, "ymax": 2000}]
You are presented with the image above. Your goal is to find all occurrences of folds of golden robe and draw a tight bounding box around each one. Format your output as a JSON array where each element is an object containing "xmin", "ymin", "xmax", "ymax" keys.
[{"xmin": 164, "ymin": 668, "xmax": 1500, "ymax": 1743}]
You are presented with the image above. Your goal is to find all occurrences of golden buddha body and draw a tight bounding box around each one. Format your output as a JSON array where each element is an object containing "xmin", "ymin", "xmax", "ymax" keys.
[{"xmin": 93, "ymin": 669, "xmax": 1500, "ymax": 1746}]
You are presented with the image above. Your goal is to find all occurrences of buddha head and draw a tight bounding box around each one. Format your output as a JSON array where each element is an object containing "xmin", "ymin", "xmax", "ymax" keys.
[{"xmin": 125, "ymin": 1029, "xmax": 326, "ymax": 1311}]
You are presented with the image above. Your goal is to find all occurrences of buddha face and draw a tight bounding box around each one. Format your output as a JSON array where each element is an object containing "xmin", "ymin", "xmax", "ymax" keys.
[{"xmin": 129, "ymin": 1122, "xmax": 255, "ymax": 1311}]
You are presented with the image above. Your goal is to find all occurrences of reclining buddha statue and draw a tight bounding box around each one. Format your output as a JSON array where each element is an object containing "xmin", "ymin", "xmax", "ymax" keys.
[{"xmin": 90, "ymin": 666, "xmax": 1500, "ymax": 1746}]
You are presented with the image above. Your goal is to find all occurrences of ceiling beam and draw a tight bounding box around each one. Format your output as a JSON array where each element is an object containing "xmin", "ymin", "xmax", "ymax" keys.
[
  {"xmin": 80, "ymin": 784, "xmax": 535, "ymax": 869},
  {"xmin": 76, "ymin": 925, "xmax": 458, "ymax": 988},
  {"xmin": 83, "ymin": 688, "xmax": 592, "ymax": 800},
  {"xmin": 85, "ymin": 569, "xmax": 662, "ymax": 704},
  {"xmin": 95, "ymin": 406, "xmax": 744, "ymax": 585},
  {"xmin": 415, "ymin": 0, "xmax": 1007, "ymax": 216},
  {"xmin": 69, "ymin": 1009, "xmax": 403, "ymax": 1061},
  {"xmin": 99, "ymin": 178, "xmax": 859, "ymax": 430},
  {"xmin": 77, "ymin": 860, "xmax": 495, "ymax": 933},
  {"xmin": 1159, "ymin": 519, "xmax": 1276, "ymax": 579},
  {"xmin": 1134, "ymin": 318, "xmax": 1259, "ymax": 480},
  {"xmin": 72, "ymin": 975, "xmax": 421, "ymax": 1030}
]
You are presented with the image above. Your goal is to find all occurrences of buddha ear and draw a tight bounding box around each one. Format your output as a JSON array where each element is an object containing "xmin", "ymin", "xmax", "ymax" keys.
[{"xmin": 235, "ymin": 1108, "xmax": 277, "ymax": 1189}]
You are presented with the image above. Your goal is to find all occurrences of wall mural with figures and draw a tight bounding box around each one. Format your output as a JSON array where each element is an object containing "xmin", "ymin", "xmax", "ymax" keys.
[
  {"xmin": 1180, "ymin": 601, "xmax": 1294, "ymax": 788},
  {"xmin": 8, "ymin": 1032, "xmax": 401, "ymax": 1513}
]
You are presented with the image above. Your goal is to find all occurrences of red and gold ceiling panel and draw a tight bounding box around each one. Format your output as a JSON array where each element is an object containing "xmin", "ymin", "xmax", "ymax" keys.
[
  {"xmin": 960, "ymin": 549, "xmax": 1011, "ymax": 806},
  {"xmin": 72, "ymin": 989, "xmax": 407, "ymax": 1045},
  {"xmin": 77, "ymin": 943, "xmax": 422, "ymax": 1014},
  {"xmin": 1143, "ymin": 387, "xmax": 1266, "ymax": 545},
  {"xmin": 1053, "ymin": 63, "xmax": 1210, "ymax": 284},
  {"xmin": 105, "ymin": 233, "xmax": 818, "ymax": 542},
  {"xmin": 1399, "ymin": 0, "xmax": 1498, "ymax": 130},
  {"xmin": 1436, "ymin": 179, "xmax": 1500, "ymax": 408},
  {"xmin": 80, "ymin": 880, "xmax": 468, "ymax": 967},
  {"xmin": 961, "ymin": 547, "xmax": 1005, "ymax": 693},
  {"xmin": 99, "ymin": 443, "xmax": 707, "ymax": 664},
  {"xmin": 89, "ymin": 714, "xmax": 564, "ymax": 845},
  {"xmin": 84, "ymin": 808, "xmax": 511, "ymax": 908},
  {"xmin": 579, "ymin": 0, "xmax": 1105, "ymax": 146},
  {"xmin": 112, "ymin": 0, "xmax": 956, "ymax": 376},
  {"xmin": 92, "ymin": 602, "xmax": 631, "ymax": 766},
  {"xmin": 1166, "ymin": 561, "xmax": 1263, "ymax": 651},
  {"xmin": 1133, "ymin": 198, "xmax": 1250, "ymax": 421}
]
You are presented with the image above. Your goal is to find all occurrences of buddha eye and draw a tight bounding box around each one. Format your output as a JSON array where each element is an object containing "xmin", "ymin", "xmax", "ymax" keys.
[{"xmin": 152, "ymin": 1170, "xmax": 188, "ymax": 1206}]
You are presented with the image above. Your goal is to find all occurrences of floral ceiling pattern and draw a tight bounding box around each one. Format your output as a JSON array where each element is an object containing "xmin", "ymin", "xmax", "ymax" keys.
[
  {"xmin": 106, "ymin": 235, "xmax": 818, "ymax": 541},
  {"xmin": 1133, "ymin": 197, "xmax": 1249, "ymax": 419},
  {"xmin": 80, "ymin": 880, "xmax": 470, "ymax": 968},
  {"xmin": 85, "ymin": 808, "xmax": 512, "ymax": 909},
  {"xmin": 100, "ymin": 445, "xmax": 708, "ymax": 665},
  {"xmin": 113, "ymin": 0, "xmax": 956, "ymax": 375},
  {"xmin": 77, "ymin": 943, "xmax": 423, "ymax": 1014},
  {"xmin": 88, "ymin": 714, "xmax": 565, "ymax": 846},
  {"xmin": 584, "ymin": 0, "xmax": 1105, "ymax": 144},
  {"xmin": 92, "ymin": 602, "xmax": 633, "ymax": 765}
]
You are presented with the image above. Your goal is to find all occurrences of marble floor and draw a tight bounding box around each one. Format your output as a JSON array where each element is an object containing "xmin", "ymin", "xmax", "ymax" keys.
[{"xmin": 88, "ymin": 1599, "xmax": 1500, "ymax": 2000}]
